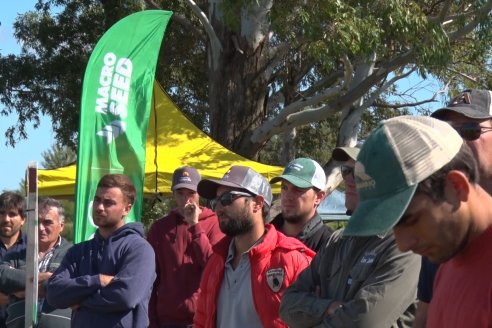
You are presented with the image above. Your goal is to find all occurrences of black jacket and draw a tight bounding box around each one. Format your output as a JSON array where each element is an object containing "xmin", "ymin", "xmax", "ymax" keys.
[{"xmin": 271, "ymin": 212, "xmax": 333, "ymax": 252}]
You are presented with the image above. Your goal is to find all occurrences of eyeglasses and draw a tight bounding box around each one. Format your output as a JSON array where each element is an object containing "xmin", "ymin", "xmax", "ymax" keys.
[
  {"xmin": 453, "ymin": 122, "xmax": 492, "ymax": 141},
  {"xmin": 210, "ymin": 191, "xmax": 254, "ymax": 210},
  {"xmin": 340, "ymin": 165, "xmax": 354, "ymax": 178}
]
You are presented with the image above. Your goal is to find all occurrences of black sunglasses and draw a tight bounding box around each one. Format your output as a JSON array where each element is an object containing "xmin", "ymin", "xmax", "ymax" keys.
[
  {"xmin": 210, "ymin": 191, "xmax": 254, "ymax": 210},
  {"xmin": 454, "ymin": 122, "xmax": 492, "ymax": 141},
  {"xmin": 340, "ymin": 165, "xmax": 354, "ymax": 178}
]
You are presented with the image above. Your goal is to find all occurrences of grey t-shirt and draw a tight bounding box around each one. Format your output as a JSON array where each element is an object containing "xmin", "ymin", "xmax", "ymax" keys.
[{"xmin": 216, "ymin": 239, "xmax": 263, "ymax": 328}]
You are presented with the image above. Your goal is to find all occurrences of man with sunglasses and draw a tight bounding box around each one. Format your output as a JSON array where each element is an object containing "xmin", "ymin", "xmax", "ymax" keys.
[
  {"xmin": 410, "ymin": 89, "xmax": 492, "ymax": 327},
  {"xmin": 270, "ymin": 158, "xmax": 333, "ymax": 252},
  {"xmin": 193, "ymin": 166, "xmax": 315, "ymax": 328},
  {"xmin": 332, "ymin": 147, "xmax": 360, "ymax": 215},
  {"xmin": 280, "ymin": 146, "xmax": 420, "ymax": 328},
  {"xmin": 147, "ymin": 166, "xmax": 223, "ymax": 328},
  {"xmin": 431, "ymin": 89, "xmax": 492, "ymax": 196}
]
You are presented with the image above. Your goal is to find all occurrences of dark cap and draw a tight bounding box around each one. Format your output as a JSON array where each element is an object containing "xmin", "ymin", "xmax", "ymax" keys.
[
  {"xmin": 197, "ymin": 166, "xmax": 273, "ymax": 206},
  {"xmin": 431, "ymin": 89, "xmax": 492, "ymax": 120},
  {"xmin": 332, "ymin": 147, "xmax": 360, "ymax": 162},
  {"xmin": 171, "ymin": 166, "xmax": 201, "ymax": 191}
]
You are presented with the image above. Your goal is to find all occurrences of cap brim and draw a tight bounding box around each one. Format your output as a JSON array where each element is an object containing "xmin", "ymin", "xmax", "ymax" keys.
[
  {"xmin": 197, "ymin": 179, "xmax": 247, "ymax": 199},
  {"xmin": 172, "ymin": 183, "xmax": 197, "ymax": 192},
  {"xmin": 270, "ymin": 175, "xmax": 313, "ymax": 188},
  {"xmin": 431, "ymin": 105, "xmax": 492, "ymax": 120},
  {"xmin": 332, "ymin": 147, "xmax": 360, "ymax": 161},
  {"xmin": 343, "ymin": 185, "xmax": 417, "ymax": 236}
]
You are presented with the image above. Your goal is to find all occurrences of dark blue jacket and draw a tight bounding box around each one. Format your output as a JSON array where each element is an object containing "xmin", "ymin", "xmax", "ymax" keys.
[
  {"xmin": 0, "ymin": 233, "xmax": 27, "ymax": 328},
  {"xmin": 46, "ymin": 223, "xmax": 156, "ymax": 328}
]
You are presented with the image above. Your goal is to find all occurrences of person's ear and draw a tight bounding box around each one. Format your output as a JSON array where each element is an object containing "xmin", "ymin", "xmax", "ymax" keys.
[
  {"xmin": 445, "ymin": 170, "xmax": 471, "ymax": 204},
  {"xmin": 252, "ymin": 195, "xmax": 264, "ymax": 213},
  {"xmin": 123, "ymin": 203, "xmax": 132, "ymax": 216},
  {"xmin": 314, "ymin": 189, "xmax": 326, "ymax": 206}
]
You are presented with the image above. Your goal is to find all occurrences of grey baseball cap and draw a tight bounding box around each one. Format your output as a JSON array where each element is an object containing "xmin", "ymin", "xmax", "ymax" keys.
[
  {"xmin": 197, "ymin": 166, "xmax": 273, "ymax": 206},
  {"xmin": 432, "ymin": 89, "xmax": 492, "ymax": 120},
  {"xmin": 171, "ymin": 166, "xmax": 201, "ymax": 191}
]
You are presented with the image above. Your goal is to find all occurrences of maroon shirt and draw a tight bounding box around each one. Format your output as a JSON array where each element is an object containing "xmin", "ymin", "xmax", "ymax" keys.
[{"xmin": 147, "ymin": 207, "xmax": 223, "ymax": 327}]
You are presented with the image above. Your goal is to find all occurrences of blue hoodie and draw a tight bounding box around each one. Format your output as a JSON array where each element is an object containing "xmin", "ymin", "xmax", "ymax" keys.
[{"xmin": 46, "ymin": 223, "xmax": 156, "ymax": 328}]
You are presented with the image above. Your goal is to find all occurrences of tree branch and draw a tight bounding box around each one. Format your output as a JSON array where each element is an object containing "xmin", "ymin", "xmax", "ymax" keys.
[
  {"xmin": 184, "ymin": 0, "xmax": 223, "ymax": 70},
  {"xmin": 445, "ymin": 67, "xmax": 480, "ymax": 83},
  {"xmin": 173, "ymin": 13, "xmax": 208, "ymax": 42},
  {"xmin": 447, "ymin": 0, "xmax": 492, "ymax": 40}
]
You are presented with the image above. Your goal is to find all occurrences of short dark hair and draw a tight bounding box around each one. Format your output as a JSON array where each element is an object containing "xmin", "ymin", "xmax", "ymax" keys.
[
  {"xmin": 416, "ymin": 143, "xmax": 479, "ymax": 201},
  {"xmin": 0, "ymin": 192, "xmax": 26, "ymax": 218},
  {"xmin": 39, "ymin": 198, "xmax": 65, "ymax": 224},
  {"xmin": 97, "ymin": 174, "xmax": 137, "ymax": 204}
]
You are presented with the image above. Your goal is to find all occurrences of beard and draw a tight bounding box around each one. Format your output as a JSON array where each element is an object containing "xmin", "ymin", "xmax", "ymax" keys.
[
  {"xmin": 282, "ymin": 210, "xmax": 310, "ymax": 224},
  {"xmin": 219, "ymin": 206, "xmax": 254, "ymax": 237}
]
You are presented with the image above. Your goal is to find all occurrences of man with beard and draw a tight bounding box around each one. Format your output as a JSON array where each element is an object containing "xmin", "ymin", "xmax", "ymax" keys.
[
  {"xmin": 0, "ymin": 192, "xmax": 27, "ymax": 328},
  {"xmin": 47, "ymin": 174, "xmax": 156, "ymax": 328},
  {"xmin": 270, "ymin": 158, "xmax": 333, "ymax": 252},
  {"xmin": 193, "ymin": 166, "xmax": 315, "ymax": 328},
  {"xmin": 279, "ymin": 147, "xmax": 420, "ymax": 328}
]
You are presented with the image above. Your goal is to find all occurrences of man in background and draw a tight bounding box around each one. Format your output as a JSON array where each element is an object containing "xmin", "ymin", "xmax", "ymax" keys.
[
  {"xmin": 0, "ymin": 192, "xmax": 27, "ymax": 328},
  {"xmin": 0, "ymin": 198, "xmax": 72, "ymax": 328},
  {"xmin": 147, "ymin": 166, "xmax": 223, "ymax": 328},
  {"xmin": 270, "ymin": 158, "xmax": 333, "ymax": 252}
]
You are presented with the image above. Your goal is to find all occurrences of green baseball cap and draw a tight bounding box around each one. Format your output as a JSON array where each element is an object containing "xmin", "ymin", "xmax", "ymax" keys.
[
  {"xmin": 343, "ymin": 116, "xmax": 463, "ymax": 236},
  {"xmin": 270, "ymin": 158, "xmax": 326, "ymax": 190}
]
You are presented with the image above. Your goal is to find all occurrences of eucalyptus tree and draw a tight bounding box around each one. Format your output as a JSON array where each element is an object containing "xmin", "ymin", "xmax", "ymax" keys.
[{"xmin": 1, "ymin": 0, "xmax": 491, "ymax": 192}]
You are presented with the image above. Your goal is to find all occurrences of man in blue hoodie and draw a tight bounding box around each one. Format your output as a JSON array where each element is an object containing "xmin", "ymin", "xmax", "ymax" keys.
[{"xmin": 46, "ymin": 174, "xmax": 156, "ymax": 328}]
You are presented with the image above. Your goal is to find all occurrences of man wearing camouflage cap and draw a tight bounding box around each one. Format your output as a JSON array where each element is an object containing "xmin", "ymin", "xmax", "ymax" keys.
[
  {"xmin": 193, "ymin": 166, "xmax": 315, "ymax": 328},
  {"xmin": 344, "ymin": 115, "xmax": 492, "ymax": 327}
]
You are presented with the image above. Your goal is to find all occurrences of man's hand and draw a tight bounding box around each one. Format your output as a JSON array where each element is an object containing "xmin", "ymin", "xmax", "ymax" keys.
[
  {"xmin": 99, "ymin": 274, "xmax": 114, "ymax": 287},
  {"xmin": 183, "ymin": 201, "xmax": 201, "ymax": 226},
  {"xmin": 326, "ymin": 301, "xmax": 343, "ymax": 316},
  {"xmin": 0, "ymin": 292, "xmax": 9, "ymax": 305},
  {"xmin": 12, "ymin": 291, "xmax": 25, "ymax": 299},
  {"xmin": 38, "ymin": 272, "xmax": 53, "ymax": 283}
]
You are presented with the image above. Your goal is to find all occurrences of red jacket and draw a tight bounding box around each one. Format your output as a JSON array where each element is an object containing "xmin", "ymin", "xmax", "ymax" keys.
[
  {"xmin": 194, "ymin": 224, "xmax": 315, "ymax": 328},
  {"xmin": 147, "ymin": 206, "xmax": 223, "ymax": 327}
]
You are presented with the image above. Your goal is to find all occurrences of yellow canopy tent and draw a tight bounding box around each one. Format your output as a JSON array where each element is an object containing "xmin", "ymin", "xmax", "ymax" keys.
[{"xmin": 38, "ymin": 82, "xmax": 283, "ymax": 197}]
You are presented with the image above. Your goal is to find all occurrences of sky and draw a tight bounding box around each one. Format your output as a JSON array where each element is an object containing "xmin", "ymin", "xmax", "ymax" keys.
[{"xmin": 0, "ymin": 0, "xmax": 55, "ymax": 191}]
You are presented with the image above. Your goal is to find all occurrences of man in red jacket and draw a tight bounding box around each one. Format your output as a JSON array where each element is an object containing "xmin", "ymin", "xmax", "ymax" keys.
[
  {"xmin": 147, "ymin": 166, "xmax": 223, "ymax": 328},
  {"xmin": 194, "ymin": 166, "xmax": 315, "ymax": 328}
]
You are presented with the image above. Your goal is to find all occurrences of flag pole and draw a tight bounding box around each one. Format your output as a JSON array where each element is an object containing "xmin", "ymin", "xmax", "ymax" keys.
[{"xmin": 25, "ymin": 162, "xmax": 39, "ymax": 328}]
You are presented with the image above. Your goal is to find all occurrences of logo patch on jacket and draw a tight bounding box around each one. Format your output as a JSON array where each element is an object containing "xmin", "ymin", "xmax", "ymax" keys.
[
  {"xmin": 266, "ymin": 268, "xmax": 285, "ymax": 292},
  {"xmin": 360, "ymin": 251, "xmax": 376, "ymax": 264}
]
